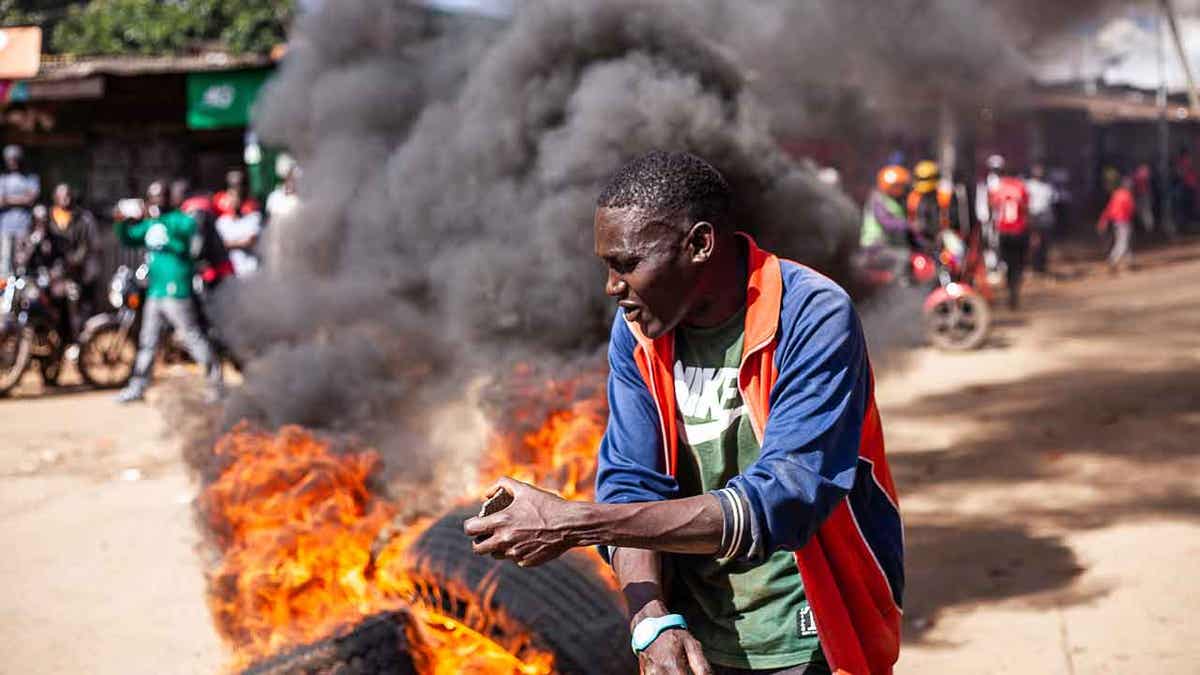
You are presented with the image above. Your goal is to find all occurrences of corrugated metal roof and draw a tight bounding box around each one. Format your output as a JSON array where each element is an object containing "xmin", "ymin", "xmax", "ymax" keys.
[
  {"xmin": 33, "ymin": 52, "xmax": 273, "ymax": 81},
  {"xmin": 1034, "ymin": 88, "xmax": 1196, "ymax": 123}
]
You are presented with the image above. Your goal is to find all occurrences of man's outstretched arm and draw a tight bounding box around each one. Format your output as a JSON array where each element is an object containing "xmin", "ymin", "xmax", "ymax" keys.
[{"xmin": 463, "ymin": 477, "xmax": 723, "ymax": 567}]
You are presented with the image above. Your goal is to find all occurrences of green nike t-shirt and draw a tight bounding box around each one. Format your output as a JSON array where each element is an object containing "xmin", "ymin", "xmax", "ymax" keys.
[{"xmin": 668, "ymin": 308, "xmax": 825, "ymax": 670}]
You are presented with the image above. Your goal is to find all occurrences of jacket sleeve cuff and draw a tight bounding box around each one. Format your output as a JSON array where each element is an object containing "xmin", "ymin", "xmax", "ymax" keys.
[{"xmin": 712, "ymin": 487, "xmax": 765, "ymax": 565}]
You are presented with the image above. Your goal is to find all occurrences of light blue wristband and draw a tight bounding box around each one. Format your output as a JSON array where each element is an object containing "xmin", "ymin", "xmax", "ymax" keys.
[{"xmin": 631, "ymin": 613, "xmax": 689, "ymax": 653}]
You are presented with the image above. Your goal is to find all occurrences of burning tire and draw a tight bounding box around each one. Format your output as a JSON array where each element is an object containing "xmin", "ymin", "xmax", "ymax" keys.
[
  {"xmin": 241, "ymin": 611, "xmax": 416, "ymax": 675},
  {"xmin": 404, "ymin": 507, "xmax": 637, "ymax": 675}
]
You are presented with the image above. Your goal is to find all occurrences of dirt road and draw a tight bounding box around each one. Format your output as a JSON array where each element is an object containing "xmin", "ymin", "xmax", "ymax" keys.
[
  {"xmin": 0, "ymin": 242, "xmax": 1196, "ymax": 674},
  {"xmin": 886, "ymin": 242, "xmax": 1200, "ymax": 673},
  {"xmin": 0, "ymin": 373, "xmax": 223, "ymax": 674}
]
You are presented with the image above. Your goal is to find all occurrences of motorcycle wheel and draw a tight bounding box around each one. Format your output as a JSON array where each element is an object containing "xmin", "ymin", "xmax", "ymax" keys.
[
  {"xmin": 78, "ymin": 322, "xmax": 137, "ymax": 389},
  {"xmin": 924, "ymin": 288, "xmax": 992, "ymax": 351},
  {"xmin": 0, "ymin": 325, "xmax": 32, "ymax": 396}
]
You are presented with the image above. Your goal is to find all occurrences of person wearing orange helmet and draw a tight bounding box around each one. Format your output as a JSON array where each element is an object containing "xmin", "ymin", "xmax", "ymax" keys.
[{"xmin": 861, "ymin": 164, "xmax": 913, "ymax": 279}]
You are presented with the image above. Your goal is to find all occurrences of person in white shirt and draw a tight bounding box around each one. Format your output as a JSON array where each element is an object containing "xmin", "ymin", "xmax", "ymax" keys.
[
  {"xmin": 265, "ymin": 158, "xmax": 300, "ymax": 223},
  {"xmin": 214, "ymin": 187, "xmax": 262, "ymax": 277},
  {"xmin": 1026, "ymin": 164, "xmax": 1057, "ymax": 276},
  {"xmin": 0, "ymin": 145, "xmax": 40, "ymax": 276},
  {"xmin": 264, "ymin": 156, "xmax": 301, "ymax": 276}
]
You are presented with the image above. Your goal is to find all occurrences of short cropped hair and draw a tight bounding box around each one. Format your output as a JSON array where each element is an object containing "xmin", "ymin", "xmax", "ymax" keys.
[{"xmin": 597, "ymin": 151, "xmax": 732, "ymax": 229}]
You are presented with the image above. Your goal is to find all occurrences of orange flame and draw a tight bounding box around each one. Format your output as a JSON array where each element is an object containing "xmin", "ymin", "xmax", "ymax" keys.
[
  {"xmin": 201, "ymin": 370, "xmax": 614, "ymax": 673},
  {"xmin": 476, "ymin": 396, "xmax": 606, "ymax": 501}
]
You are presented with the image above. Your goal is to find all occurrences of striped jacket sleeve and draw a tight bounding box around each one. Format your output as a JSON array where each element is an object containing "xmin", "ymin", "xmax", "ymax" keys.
[{"xmin": 723, "ymin": 284, "xmax": 868, "ymax": 561}]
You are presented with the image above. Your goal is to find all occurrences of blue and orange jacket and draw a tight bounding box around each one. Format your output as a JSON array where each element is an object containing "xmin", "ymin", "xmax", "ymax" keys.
[{"xmin": 596, "ymin": 235, "xmax": 903, "ymax": 675}]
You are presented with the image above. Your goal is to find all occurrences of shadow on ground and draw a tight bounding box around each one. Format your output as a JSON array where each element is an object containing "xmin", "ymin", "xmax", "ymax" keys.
[{"xmin": 893, "ymin": 359, "xmax": 1200, "ymax": 638}]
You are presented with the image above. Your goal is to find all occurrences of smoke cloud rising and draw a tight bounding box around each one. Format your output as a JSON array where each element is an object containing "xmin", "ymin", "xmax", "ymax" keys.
[
  {"xmin": 218, "ymin": 0, "xmax": 860, "ymax": 442},
  {"xmin": 213, "ymin": 0, "xmax": 1109, "ymax": 461}
]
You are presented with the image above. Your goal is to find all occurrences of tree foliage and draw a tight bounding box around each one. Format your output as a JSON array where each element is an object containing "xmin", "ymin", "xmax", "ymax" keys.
[{"xmin": 41, "ymin": 0, "xmax": 293, "ymax": 55}]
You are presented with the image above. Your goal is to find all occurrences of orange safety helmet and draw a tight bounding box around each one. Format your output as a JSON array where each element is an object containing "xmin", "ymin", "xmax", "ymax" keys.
[{"xmin": 876, "ymin": 165, "xmax": 911, "ymax": 197}]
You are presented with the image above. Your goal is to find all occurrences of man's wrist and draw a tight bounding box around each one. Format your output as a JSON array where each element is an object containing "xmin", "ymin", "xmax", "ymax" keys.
[
  {"xmin": 631, "ymin": 613, "xmax": 688, "ymax": 653},
  {"xmin": 630, "ymin": 599, "xmax": 669, "ymax": 628}
]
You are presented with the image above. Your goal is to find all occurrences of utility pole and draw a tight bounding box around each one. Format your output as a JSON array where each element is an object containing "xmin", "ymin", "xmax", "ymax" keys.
[
  {"xmin": 1157, "ymin": 1, "xmax": 1176, "ymax": 236},
  {"xmin": 1160, "ymin": 0, "xmax": 1200, "ymax": 113}
]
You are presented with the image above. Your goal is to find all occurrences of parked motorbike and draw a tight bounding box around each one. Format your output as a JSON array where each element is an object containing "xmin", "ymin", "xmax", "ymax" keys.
[
  {"xmin": 857, "ymin": 229, "xmax": 992, "ymax": 351},
  {"xmin": 75, "ymin": 264, "xmax": 141, "ymax": 388},
  {"xmin": 918, "ymin": 230, "xmax": 992, "ymax": 350},
  {"xmin": 76, "ymin": 264, "xmax": 240, "ymax": 389},
  {"xmin": 0, "ymin": 266, "xmax": 74, "ymax": 395}
]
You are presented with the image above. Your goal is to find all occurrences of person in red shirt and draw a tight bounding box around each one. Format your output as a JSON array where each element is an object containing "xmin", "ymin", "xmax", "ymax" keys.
[
  {"xmin": 987, "ymin": 156, "xmax": 1030, "ymax": 309},
  {"xmin": 212, "ymin": 169, "xmax": 261, "ymax": 217},
  {"xmin": 1098, "ymin": 176, "xmax": 1136, "ymax": 272}
]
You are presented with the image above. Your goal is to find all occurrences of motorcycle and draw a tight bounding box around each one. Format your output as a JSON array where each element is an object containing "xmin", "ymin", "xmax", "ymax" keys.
[
  {"xmin": 76, "ymin": 264, "xmax": 240, "ymax": 389},
  {"xmin": 918, "ymin": 230, "xmax": 992, "ymax": 351},
  {"xmin": 857, "ymin": 228, "xmax": 992, "ymax": 351},
  {"xmin": 74, "ymin": 264, "xmax": 141, "ymax": 388},
  {"xmin": 0, "ymin": 266, "xmax": 74, "ymax": 395}
]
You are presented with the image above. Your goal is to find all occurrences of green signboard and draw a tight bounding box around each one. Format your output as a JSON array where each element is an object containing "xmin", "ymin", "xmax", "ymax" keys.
[{"xmin": 186, "ymin": 68, "xmax": 270, "ymax": 130}]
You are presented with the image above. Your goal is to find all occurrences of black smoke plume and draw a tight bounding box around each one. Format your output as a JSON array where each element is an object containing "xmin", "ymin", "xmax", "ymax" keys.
[
  {"xmin": 217, "ymin": 0, "xmax": 859, "ymax": 444},
  {"xmin": 212, "ymin": 0, "xmax": 1113, "ymax": 463}
]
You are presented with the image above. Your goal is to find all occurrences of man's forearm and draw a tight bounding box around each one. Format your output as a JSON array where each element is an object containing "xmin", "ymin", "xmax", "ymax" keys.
[
  {"xmin": 560, "ymin": 494, "xmax": 723, "ymax": 555},
  {"xmin": 613, "ymin": 547, "xmax": 669, "ymax": 624}
]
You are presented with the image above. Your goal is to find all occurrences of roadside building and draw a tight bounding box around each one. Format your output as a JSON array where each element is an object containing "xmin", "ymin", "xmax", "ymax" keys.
[{"xmin": 0, "ymin": 28, "xmax": 278, "ymax": 282}]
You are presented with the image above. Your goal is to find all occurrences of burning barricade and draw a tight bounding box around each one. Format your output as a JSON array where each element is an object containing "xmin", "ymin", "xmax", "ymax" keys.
[{"xmin": 197, "ymin": 371, "xmax": 632, "ymax": 674}]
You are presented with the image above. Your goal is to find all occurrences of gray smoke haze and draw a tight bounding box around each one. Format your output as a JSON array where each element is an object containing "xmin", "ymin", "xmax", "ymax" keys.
[
  {"xmin": 213, "ymin": 0, "xmax": 1112, "ymax": 450},
  {"xmin": 218, "ymin": 0, "xmax": 859, "ymax": 441}
]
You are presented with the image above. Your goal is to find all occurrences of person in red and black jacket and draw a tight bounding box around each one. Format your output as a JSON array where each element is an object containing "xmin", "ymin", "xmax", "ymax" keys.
[
  {"xmin": 466, "ymin": 152, "xmax": 903, "ymax": 675},
  {"xmin": 170, "ymin": 179, "xmax": 234, "ymax": 289},
  {"xmin": 987, "ymin": 156, "xmax": 1030, "ymax": 310}
]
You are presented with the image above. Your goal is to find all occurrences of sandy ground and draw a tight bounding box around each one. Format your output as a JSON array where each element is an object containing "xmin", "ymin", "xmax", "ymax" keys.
[
  {"xmin": 885, "ymin": 241, "xmax": 1200, "ymax": 673},
  {"xmin": 0, "ymin": 241, "xmax": 1197, "ymax": 674},
  {"xmin": 0, "ymin": 368, "xmax": 223, "ymax": 674}
]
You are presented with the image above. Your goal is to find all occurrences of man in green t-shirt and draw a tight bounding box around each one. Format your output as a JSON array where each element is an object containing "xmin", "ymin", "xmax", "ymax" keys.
[
  {"xmin": 466, "ymin": 153, "xmax": 904, "ymax": 675},
  {"xmin": 113, "ymin": 181, "xmax": 223, "ymax": 403},
  {"xmin": 668, "ymin": 307, "xmax": 825, "ymax": 672}
]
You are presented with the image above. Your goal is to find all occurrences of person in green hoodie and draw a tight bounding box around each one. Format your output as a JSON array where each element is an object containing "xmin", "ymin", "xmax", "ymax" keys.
[{"xmin": 113, "ymin": 180, "xmax": 223, "ymax": 403}]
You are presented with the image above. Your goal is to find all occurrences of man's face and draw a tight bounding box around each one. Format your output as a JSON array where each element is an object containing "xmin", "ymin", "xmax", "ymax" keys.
[
  {"xmin": 146, "ymin": 183, "xmax": 165, "ymax": 208},
  {"xmin": 594, "ymin": 206, "xmax": 705, "ymax": 340},
  {"xmin": 169, "ymin": 182, "xmax": 188, "ymax": 208},
  {"xmin": 53, "ymin": 185, "xmax": 71, "ymax": 208}
]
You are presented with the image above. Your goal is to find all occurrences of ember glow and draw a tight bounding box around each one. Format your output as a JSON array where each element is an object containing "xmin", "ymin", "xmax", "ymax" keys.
[{"xmin": 200, "ymin": 375, "xmax": 611, "ymax": 673}]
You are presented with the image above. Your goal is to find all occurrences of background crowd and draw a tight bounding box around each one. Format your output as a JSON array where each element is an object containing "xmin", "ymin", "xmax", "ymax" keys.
[
  {"xmin": 0, "ymin": 143, "xmax": 299, "ymax": 401},
  {"xmin": 859, "ymin": 149, "xmax": 1190, "ymax": 316}
]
